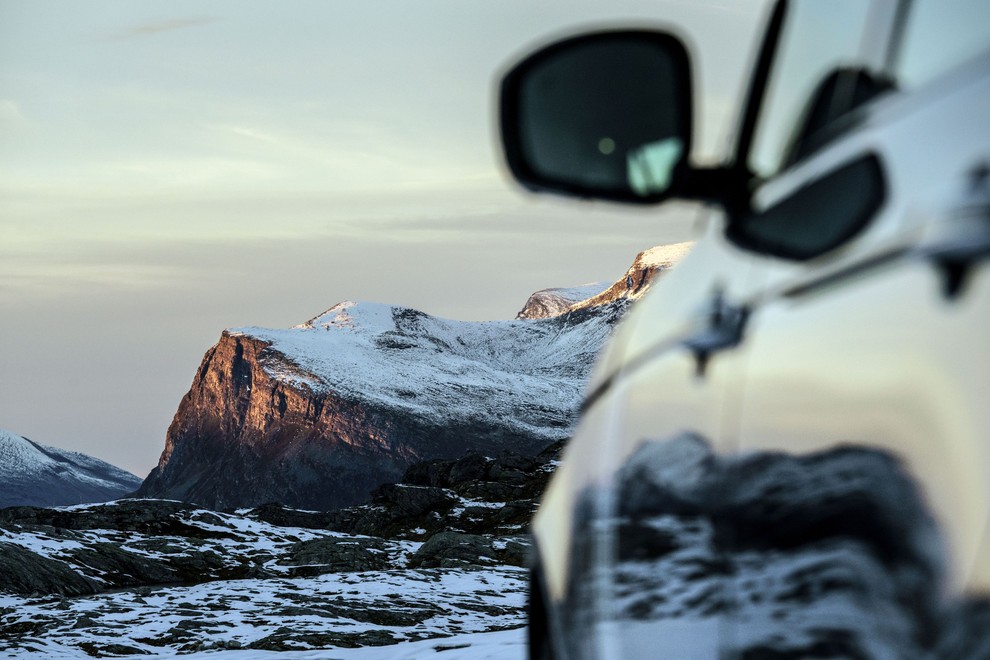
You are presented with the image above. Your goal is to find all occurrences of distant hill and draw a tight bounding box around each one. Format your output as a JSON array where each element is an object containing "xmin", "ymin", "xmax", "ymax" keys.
[{"xmin": 0, "ymin": 429, "xmax": 141, "ymax": 508}]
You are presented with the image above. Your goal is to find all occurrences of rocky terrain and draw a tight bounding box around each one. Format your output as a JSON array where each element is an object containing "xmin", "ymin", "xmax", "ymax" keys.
[
  {"xmin": 136, "ymin": 243, "xmax": 690, "ymax": 511},
  {"xmin": 0, "ymin": 441, "xmax": 561, "ymax": 656},
  {"xmin": 0, "ymin": 429, "xmax": 142, "ymax": 509}
]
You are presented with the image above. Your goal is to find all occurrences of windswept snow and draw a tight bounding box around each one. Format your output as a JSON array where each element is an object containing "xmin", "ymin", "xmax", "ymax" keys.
[
  {"xmin": 0, "ymin": 568, "xmax": 527, "ymax": 658},
  {"xmin": 636, "ymin": 242, "xmax": 694, "ymax": 269},
  {"xmin": 233, "ymin": 300, "xmax": 617, "ymax": 439},
  {"xmin": 0, "ymin": 499, "xmax": 528, "ymax": 658}
]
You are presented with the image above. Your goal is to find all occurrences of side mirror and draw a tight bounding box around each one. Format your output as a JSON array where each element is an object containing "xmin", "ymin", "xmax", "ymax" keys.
[{"xmin": 499, "ymin": 30, "xmax": 694, "ymax": 204}]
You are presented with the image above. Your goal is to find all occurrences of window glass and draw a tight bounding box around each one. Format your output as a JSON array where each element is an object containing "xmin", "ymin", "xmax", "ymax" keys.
[
  {"xmin": 748, "ymin": 0, "xmax": 874, "ymax": 179},
  {"xmin": 896, "ymin": 0, "xmax": 990, "ymax": 89},
  {"xmin": 728, "ymin": 154, "xmax": 885, "ymax": 260}
]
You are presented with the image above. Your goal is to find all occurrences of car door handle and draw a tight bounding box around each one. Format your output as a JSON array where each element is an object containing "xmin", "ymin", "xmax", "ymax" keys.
[{"xmin": 682, "ymin": 286, "xmax": 749, "ymax": 376}]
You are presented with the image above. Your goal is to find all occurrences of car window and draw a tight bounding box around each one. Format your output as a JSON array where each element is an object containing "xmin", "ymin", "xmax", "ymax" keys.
[
  {"xmin": 747, "ymin": 0, "xmax": 878, "ymax": 179},
  {"xmin": 895, "ymin": 0, "xmax": 990, "ymax": 89}
]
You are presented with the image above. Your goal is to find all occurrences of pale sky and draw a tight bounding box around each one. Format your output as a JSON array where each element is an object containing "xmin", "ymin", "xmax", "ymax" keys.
[{"xmin": 0, "ymin": 0, "xmax": 767, "ymax": 476}]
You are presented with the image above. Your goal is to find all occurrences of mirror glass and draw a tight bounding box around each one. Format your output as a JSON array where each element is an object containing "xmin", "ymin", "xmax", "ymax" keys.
[{"xmin": 504, "ymin": 32, "xmax": 692, "ymax": 203}]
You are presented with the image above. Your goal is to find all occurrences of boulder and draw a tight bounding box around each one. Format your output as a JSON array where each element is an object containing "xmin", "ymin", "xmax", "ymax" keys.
[
  {"xmin": 409, "ymin": 532, "xmax": 497, "ymax": 568},
  {"xmin": 279, "ymin": 537, "xmax": 389, "ymax": 575}
]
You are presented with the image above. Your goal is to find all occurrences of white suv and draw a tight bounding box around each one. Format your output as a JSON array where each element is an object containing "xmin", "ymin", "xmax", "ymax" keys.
[{"xmin": 498, "ymin": 0, "xmax": 990, "ymax": 657}]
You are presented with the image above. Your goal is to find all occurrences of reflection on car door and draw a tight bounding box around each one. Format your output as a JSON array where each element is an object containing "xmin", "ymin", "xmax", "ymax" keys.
[
  {"xmin": 554, "ymin": 224, "xmax": 764, "ymax": 659},
  {"xmin": 731, "ymin": 54, "xmax": 990, "ymax": 657}
]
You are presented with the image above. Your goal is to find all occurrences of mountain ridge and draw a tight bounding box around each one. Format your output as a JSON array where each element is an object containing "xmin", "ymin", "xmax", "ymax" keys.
[
  {"xmin": 0, "ymin": 429, "xmax": 141, "ymax": 509},
  {"xmin": 135, "ymin": 243, "xmax": 692, "ymax": 510}
]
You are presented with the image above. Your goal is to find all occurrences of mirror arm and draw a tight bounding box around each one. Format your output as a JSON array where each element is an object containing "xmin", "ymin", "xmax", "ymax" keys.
[{"xmin": 679, "ymin": 166, "xmax": 752, "ymax": 215}]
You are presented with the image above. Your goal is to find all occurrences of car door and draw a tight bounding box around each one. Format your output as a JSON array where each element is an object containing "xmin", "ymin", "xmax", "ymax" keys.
[{"xmin": 725, "ymin": 0, "xmax": 990, "ymax": 656}]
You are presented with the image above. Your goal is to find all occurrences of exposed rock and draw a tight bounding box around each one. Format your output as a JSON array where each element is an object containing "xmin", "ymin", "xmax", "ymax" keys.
[
  {"xmin": 498, "ymin": 538, "xmax": 531, "ymax": 567},
  {"xmin": 77, "ymin": 642, "xmax": 150, "ymax": 656},
  {"xmin": 134, "ymin": 304, "xmax": 616, "ymax": 511},
  {"xmin": 569, "ymin": 242, "xmax": 693, "ymax": 313},
  {"xmin": 65, "ymin": 543, "xmax": 179, "ymax": 587},
  {"xmin": 409, "ymin": 532, "xmax": 497, "ymax": 568},
  {"xmin": 247, "ymin": 628, "xmax": 398, "ymax": 651},
  {"xmin": 317, "ymin": 440, "xmax": 564, "ymax": 540},
  {"xmin": 0, "ymin": 542, "xmax": 99, "ymax": 596},
  {"xmin": 237, "ymin": 502, "xmax": 336, "ymax": 529},
  {"xmin": 279, "ymin": 537, "xmax": 389, "ymax": 575},
  {"xmin": 0, "ymin": 500, "xmax": 238, "ymax": 539}
]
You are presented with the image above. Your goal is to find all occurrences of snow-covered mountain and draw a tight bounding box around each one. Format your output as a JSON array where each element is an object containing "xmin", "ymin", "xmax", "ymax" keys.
[
  {"xmin": 135, "ymin": 244, "xmax": 690, "ymax": 510},
  {"xmin": 0, "ymin": 429, "xmax": 141, "ymax": 509}
]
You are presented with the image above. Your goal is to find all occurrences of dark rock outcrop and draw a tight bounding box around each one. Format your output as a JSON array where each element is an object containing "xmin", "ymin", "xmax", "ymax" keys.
[
  {"xmin": 0, "ymin": 500, "xmax": 237, "ymax": 539},
  {"xmin": 65, "ymin": 543, "xmax": 179, "ymax": 587},
  {"xmin": 408, "ymin": 532, "xmax": 497, "ymax": 568},
  {"xmin": 278, "ymin": 537, "xmax": 390, "ymax": 576},
  {"xmin": 307, "ymin": 439, "xmax": 564, "ymax": 542},
  {"xmin": 0, "ymin": 542, "xmax": 100, "ymax": 596}
]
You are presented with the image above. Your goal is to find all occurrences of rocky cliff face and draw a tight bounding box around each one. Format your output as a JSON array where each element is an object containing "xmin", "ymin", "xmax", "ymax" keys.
[
  {"xmin": 136, "ymin": 303, "xmax": 621, "ymax": 510},
  {"xmin": 515, "ymin": 243, "xmax": 692, "ymax": 321},
  {"xmin": 0, "ymin": 430, "xmax": 141, "ymax": 509},
  {"xmin": 569, "ymin": 241, "xmax": 693, "ymax": 312},
  {"xmin": 136, "ymin": 244, "xmax": 690, "ymax": 511}
]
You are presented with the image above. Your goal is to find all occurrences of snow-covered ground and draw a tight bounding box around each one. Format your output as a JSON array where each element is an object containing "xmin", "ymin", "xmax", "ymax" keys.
[
  {"xmin": 0, "ymin": 568, "xmax": 527, "ymax": 658},
  {"xmin": 3, "ymin": 628, "xmax": 526, "ymax": 659},
  {"xmin": 182, "ymin": 628, "xmax": 525, "ymax": 659},
  {"xmin": 0, "ymin": 500, "xmax": 532, "ymax": 657}
]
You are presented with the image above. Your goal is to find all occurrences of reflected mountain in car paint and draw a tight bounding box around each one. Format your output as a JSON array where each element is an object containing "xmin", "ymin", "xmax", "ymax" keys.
[{"xmin": 561, "ymin": 434, "xmax": 989, "ymax": 658}]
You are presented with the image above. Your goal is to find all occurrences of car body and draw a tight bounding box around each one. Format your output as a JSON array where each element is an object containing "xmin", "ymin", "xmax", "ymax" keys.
[{"xmin": 498, "ymin": 0, "xmax": 990, "ymax": 657}]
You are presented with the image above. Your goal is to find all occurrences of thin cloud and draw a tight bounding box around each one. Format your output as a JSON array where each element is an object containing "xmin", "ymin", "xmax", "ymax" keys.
[{"xmin": 106, "ymin": 16, "xmax": 217, "ymax": 41}]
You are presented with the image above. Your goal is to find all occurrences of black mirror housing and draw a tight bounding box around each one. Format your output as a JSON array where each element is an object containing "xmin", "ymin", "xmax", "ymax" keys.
[{"xmin": 500, "ymin": 30, "xmax": 694, "ymax": 204}]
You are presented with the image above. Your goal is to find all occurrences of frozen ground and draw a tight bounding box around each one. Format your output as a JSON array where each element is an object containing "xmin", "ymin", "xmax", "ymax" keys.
[
  {"xmin": 0, "ymin": 500, "xmax": 532, "ymax": 657},
  {"xmin": 0, "ymin": 568, "xmax": 526, "ymax": 657},
  {"xmin": 0, "ymin": 628, "xmax": 525, "ymax": 659}
]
